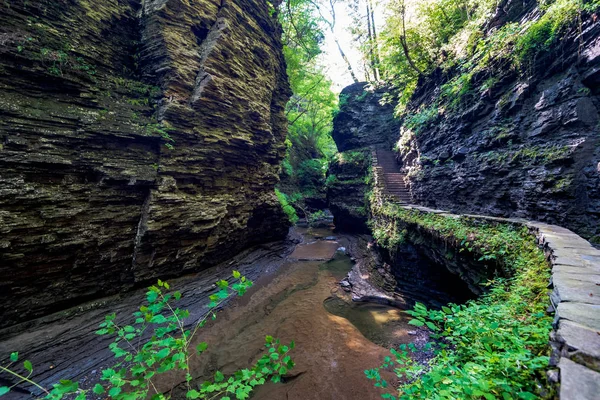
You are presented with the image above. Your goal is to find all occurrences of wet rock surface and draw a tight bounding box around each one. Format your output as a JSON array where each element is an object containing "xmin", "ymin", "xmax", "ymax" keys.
[
  {"xmin": 0, "ymin": 0, "xmax": 290, "ymax": 328},
  {"xmin": 0, "ymin": 234, "xmax": 299, "ymax": 398},
  {"xmin": 170, "ymin": 222, "xmax": 427, "ymax": 400},
  {"xmin": 0, "ymin": 222, "xmax": 432, "ymax": 399}
]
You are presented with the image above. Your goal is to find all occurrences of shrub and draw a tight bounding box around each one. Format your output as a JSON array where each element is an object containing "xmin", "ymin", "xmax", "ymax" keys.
[
  {"xmin": 275, "ymin": 189, "xmax": 299, "ymax": 224},
  {"xmin": 0, "ymin": 276, "xmax": 295, "ymax": 400},
  {"xmin": 296, "ymin": 158, "xmax": 327, "ymax": 189},
  {"xmin": 366, "ymin": 203, "xmax": 553, "ymax": 399},
  {"xmin": 514, "ymin": 0, "xmax": 580, "ymax": 67}
]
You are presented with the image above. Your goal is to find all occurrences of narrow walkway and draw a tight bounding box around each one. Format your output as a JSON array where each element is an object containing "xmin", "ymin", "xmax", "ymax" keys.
[
  {"xmin": 372, "ymin": 148, "xmax": 411, "ymax": 203},
  {"xmin": 370, "ymin": 147, "xmax": 600, "ymax": 398},
  {"xmin": 385, "ymin": 202, "xmax": 600, "ymax": 399}
]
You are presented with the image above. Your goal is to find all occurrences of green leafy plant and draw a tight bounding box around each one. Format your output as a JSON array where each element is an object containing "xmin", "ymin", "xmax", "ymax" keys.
[
  {"xmin": 146, "ymin": 124, "xmax": 175, "ymax": 150},
  {"xmin": 1, "ymin": 275, "xmax": 295, "ymax": 400},
  {"xmin": 366, "ymin": 201, "xmax": 553, "ymax": 399},
  {"xmin": 403, "ymin": 104, "xmax": 438, "ymax": 135},
  {"xmin": 275, "ymin": 188, "xmax": 299, "ymax": 224}
]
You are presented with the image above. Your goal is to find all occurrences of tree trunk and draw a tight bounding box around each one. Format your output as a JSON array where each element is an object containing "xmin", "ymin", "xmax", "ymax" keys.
[
  {"xmin": 399, "ymin": 1, "xmax": 423, "ymax": 76},
  {"xmin": 367, "ymin": 0, "xmax": 380, "ymax": 81}
]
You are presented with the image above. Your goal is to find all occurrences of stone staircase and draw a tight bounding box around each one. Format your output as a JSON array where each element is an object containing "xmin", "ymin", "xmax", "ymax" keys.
[{"xmin": 373, "ymin": 148, "xmax": 412, "ymax": 203}]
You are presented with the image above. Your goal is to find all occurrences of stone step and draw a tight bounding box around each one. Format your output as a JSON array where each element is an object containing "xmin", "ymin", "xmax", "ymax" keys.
[
  {"xmin": 385, "ymin": 182, "xmax": 408, "ymax": 185},
  {"xmin": 385, "ymin": 186, "xmax": 409, "ymax": 189}
]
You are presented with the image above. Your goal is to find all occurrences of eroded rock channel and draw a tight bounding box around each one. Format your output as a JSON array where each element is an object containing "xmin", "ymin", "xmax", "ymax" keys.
[{"xmin": 1, "ymin": 217, "xmax": 473, "ymax": 399}]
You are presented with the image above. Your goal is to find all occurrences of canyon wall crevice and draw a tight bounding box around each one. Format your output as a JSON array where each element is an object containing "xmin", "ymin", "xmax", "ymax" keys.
[{"xmin": 0, "ymin": 0, "xmax": 290, "ymax": 328}]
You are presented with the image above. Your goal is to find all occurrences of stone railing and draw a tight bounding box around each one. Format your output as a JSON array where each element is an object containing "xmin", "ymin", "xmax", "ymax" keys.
[{"xmin": 389, "ymin": 204, "xmax": 600, "ymax": 399}]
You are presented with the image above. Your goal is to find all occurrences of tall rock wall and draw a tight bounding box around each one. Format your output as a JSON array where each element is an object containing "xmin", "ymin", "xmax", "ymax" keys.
[
  {"xmin": 332, "ymin": 82, "xmax": 399, "ymax": 152},
  {"xmin": 399, "ymin": 5, "xmax": 600, "ymax": 243},
  {"xmin": 0, "ymin": 0, "xmax": 291, "ymax": 328},
  {"xmin": 327, "ymin": 82, "xmax": 398, "ymax": 232}
]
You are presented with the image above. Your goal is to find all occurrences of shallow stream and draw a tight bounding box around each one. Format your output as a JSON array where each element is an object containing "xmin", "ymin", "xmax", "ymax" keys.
[
  {"xmin": 0, "ymin": 222, "xmax": 422, "ymax": 400},
  {"xmin": 181, "ymin": 222, "xmax": 419, "ymax": 400}
]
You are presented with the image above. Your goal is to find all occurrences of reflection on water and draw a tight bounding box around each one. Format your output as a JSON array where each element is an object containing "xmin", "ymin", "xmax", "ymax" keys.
[
  {"xmin": 319, "ymin": 252, "xmax": 354, "ymax": 280},
  {"xmin": 320, "ymin": 253, "xmax": 414, "ymax": 348},
  {"xmin": 323, "ymin": 297, "xmax": 414, "ymax": 348},
  {"xmin": 184, "ymin": 223, "xmax": 403, "ymax": 400}
]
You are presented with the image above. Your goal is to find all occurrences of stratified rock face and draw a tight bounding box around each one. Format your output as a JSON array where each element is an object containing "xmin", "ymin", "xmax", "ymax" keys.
[
  {"xmin": 0, "ymin": 0, "xmax": 291, "ymax": 328},
  {"xmin": 327, "ymin": 150, "xmax": 371, "ymax": 233},
  {"xmin": 399, "ymin": 10, "xmax": 600, "ymax": 242},
  {"xmin": 327, "ymin": 83, "xmax": 399, "ymax": 232},
  {"xmin": 332, "ymin": 82, "xmax": 399, "ymax": 152}
]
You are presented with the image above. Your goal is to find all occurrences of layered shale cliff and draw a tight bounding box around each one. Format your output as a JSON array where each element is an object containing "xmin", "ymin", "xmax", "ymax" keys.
[
  {"xmin": 327, "ymin": 83, "xmax": 398, "ymax": 232},
  {"xmin": 0, "ymin": 0, "xmax": 291, "ymax": 328},
  {"xmin": 398, "ymin": 1, "xmax": 600, "ymax": 242}
]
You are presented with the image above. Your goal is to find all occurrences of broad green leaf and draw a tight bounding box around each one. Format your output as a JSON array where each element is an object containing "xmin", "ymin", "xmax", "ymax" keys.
[
  {"xmin": 9, "ymin": 352, "xmax": 18, "ymax": 362},
  {"xmin": 156, "ymin": 348, "xmax": 170, "ymax": 359},
  {"xmin": 93, "ymin": 384, "xmax": 105, "ymax": 394},
  {"xmin": 23, "ymin": 360, "xmax": 32, "ymax": 373},
  {"xmin": 150, "ymin": 315, "xmax": 167, "ymax": 324},
  {"xmin": 197, "ymin": 342, "xmax": 208, "ymax": 354},
  {"xmin": 408, "ymin": 319, "xmax": 424, "ymax": 327},
  {"xmin": 0, "ymin": 387, "xmax": 10, "ymax": 396},
  {"xmin": 425, "ymin": 321, "xmax": 438, "ymax": 331}
]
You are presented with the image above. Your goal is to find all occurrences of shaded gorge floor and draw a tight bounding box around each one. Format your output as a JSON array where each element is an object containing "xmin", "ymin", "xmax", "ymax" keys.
[
  {"xmin": 173, "ymin": 222, "xmax": 422, "ymax": 399},
  {"xmin": 0, "ymin": 220, "xmax": 454, "ymax": 399}
]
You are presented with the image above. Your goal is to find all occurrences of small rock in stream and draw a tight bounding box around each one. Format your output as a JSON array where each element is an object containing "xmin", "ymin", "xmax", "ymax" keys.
[{"xmin": 340, "ymin": 279, "xmax": 351, "ymax": 287}]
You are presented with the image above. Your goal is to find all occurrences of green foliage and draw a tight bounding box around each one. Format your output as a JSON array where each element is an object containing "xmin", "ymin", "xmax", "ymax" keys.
[
  {"xmin": 39, "ymin": 46, "xmax": 97, "ymax": 77},
  {"xmin": 308, "ymin": 209, "xmax": 328, "ymax": 223},
  {"xmin": 378, "ymin": 0, "xmax": 589, "ymax": 120},
  {"xmin": 278, "ymin": 0, "xmax": 338, "ymax": 198},
  {"xmin": 440, "ymin": 71, "xmax": 474, "ymax": 110},
  {"xmin": 145, "ymin": 124, "xmax": 175, "ymax": 150},
  {"xmin": 1, "ymin": 275, "xmax": 294, "ymax": 400},
  {"xmin": 477, "ymin": 144, "xmax": 571, "ymax": 167},
  {"xmin": 379, "ymin": 0, "xmax": 498, "ymax": 112},
  {"xmin": 513, "ymin": 0, "xmax": 589, "ymax": 67},
  {"xmin": 296, "ymin": 158, "xmax": 328, "ymax": 189},
  {"xmin": 324, "ymin": 174, "xmax": 338, "ymax": 188},
  {"xmin": 275, "ymin": 189, "xmax": 299, "ymax": 224},
  {"xmin": 367, "ymin": 201, "xmax": 553, "ymax": 399},
  {"xmin": 339, "ymin": 150, "xmax": 368, "ymax": 166},
  {"xmin": 403, "ymin": 104, "xmax": 439, "ymax": 134}
]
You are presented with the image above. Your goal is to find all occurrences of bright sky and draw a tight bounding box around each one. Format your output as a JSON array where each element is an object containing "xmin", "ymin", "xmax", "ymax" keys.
[{"xmin": 319, "ymin": 1, "xmax": 388, "ymax": 92}]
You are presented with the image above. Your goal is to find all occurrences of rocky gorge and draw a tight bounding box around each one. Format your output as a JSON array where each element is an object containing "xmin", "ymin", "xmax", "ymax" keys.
[
  {"xmin": 396, "ymin": 0, "xmax": 600, "ymax": 243},
  {"xmin": 1, "ymin": 0, "xmax": 600, "ymax": 399}
]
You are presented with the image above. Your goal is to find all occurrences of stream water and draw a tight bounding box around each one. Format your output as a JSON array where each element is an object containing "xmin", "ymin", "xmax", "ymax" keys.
[
  {"xmin": 0, "ymin": 221, "xmax": 424, "ymax": 399},
  {"xmin": 178, "ymin": 222, "xmax": 420, "ymax": 400}
]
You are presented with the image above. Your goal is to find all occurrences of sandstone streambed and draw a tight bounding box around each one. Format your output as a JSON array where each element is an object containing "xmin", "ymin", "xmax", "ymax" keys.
[
  {"xmin": 165, "ymin": 222, "xmax": 424, "ymax": 400},
  {"xmin": 0, "ymin": 222, "xmax": 429, "ymax": 399}
]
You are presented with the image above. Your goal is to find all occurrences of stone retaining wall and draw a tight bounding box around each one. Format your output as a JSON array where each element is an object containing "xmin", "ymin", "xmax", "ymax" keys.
[{"xmin": 395, "ymin": 205, "xmax": 600, "ymax": 399}]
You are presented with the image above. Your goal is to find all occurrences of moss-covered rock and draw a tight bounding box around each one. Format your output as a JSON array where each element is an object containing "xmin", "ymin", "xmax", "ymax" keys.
[{"xmin": 0, "ymin": 0, "xmax": 291, "ymax": 328}]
